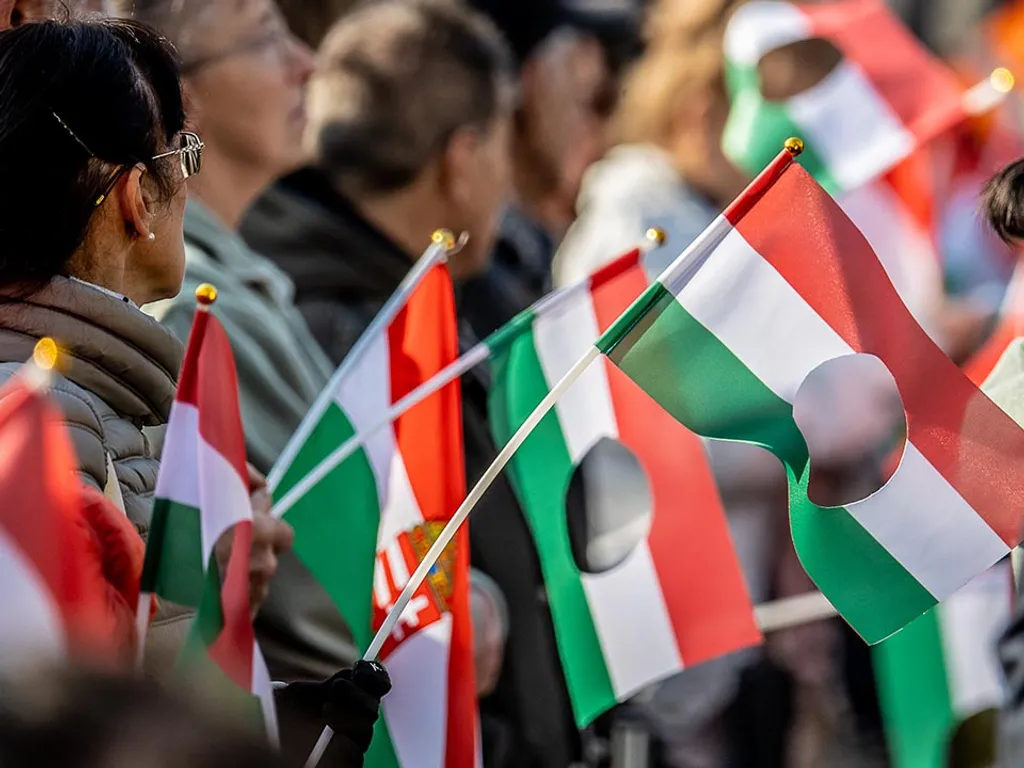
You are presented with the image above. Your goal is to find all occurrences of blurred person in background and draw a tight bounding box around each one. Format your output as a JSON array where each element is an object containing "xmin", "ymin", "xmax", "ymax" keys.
[
  {"xmin": 107, "ymin": 0, "xmax": 351, "ymax": 683},
  {"xmin": 459, "ymin": 0, "xmax": 643, "ymax": 339},
  {"xmin": 107, "ymin": 0, "xmax": 331, "ymax": 478},
  {"xmin": 0, "ymin": 0, "xmax": 53, "ymax": 24},
  {"xmin": 240, "ymin": 3, "xmax": 580, "ymax": 765},
  {"xmin": 0, "ymin": 667, "xmax": 286, "ymax": 768},
  {"xmin": 275, "ymin": 0, "xmax": 356, "ymax": 50}
]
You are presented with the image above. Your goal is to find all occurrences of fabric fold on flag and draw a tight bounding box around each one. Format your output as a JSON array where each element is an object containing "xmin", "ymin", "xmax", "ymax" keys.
[
  {"xmin": 597, "ymin": 147, "xmax": 1024, "ymax": 643},
  {"xmin": 489, "ymin": 249, "xmax": 762, "ymax": 726}
]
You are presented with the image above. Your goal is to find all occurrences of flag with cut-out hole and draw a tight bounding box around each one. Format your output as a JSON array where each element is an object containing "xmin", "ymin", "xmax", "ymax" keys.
[
  {"xmin": 723, "ymin": 0, "xmax": 987, "ymax": 324},
  {"xmin": 488, "ymin": 249, "xmax": 761, "ymax": 727},
  {"xmin": 596, "ymin": 149, "xmax": 1024, "ymax": 644}
]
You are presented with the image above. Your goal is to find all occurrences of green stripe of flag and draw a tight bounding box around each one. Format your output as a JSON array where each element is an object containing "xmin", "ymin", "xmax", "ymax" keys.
[
  {"xmin": 722, "ymin": 61, "xmax": 841, "ymax": 195},
  {"xmin": 873, "ymin": 607, "xmax": 955, "ymax": 768},
  {"xmin": 141, "ymin": 499, "xmax": 204, "ymax": 607},
  {"xmin": 597, "ymin": 282, "xmax": 935, "ymax": 641},
  {"xmin": 597, "ymin": 283, "xmax": 807, "ymax": 467},
  {"xmin": 274, "ymin": 402, "xmax": 382, "ymax": 651},
  {"xmin": 489, "ymin": 326, "xmax": 616, "ymax": 724}
]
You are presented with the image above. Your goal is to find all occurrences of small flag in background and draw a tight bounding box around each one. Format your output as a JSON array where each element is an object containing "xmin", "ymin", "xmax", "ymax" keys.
[
  {"xmin": 596, "ymin": 144, "xmax": 1024, "ymax": 644},
  {"xmin": 139, "ymin": 285, "xmax": 277, "ymax": 743},
  {"xmin": 874, "ymin": 562, "xmax": 1011, "ymax": 768},
  {"xmin": 0, "ymin": 350, "xmax": 118, "ymax": 667},
  {"xmin": 723, "ymin": 0, "xmax": 998, "ymax": 324},
  {"xmin": 272, "ymin": 261, "xmax": 477, "ymax": 768},
  {"xmin": 489, "ymin": 249, "xmax": 761, "ymax": 726}
]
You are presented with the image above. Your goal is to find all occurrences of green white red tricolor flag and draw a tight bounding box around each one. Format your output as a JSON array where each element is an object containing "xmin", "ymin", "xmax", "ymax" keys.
[
  {"xmin": 595, "ymin": 145, "xmax": 1024, "ymax": 644},
  {"xmin": 723, "ymin": 0, "xmax": 1011, "ymax": 325},
  {"xmin": 271, "ymin": 261, "xmax": 478, "ymax": 768},
  {"xmin": 139, "ymin": 292, "xmax": 277, "ymax": 743},
  {"xmin": 488, "ymin": 250, "xmax": 762, "ymax": 725},
  {"xmin": 0, "ymin": 364, "xmax": 117, "ymax": 667},
  {"xmin": 874, "ymin": 562, "xmax": 1010, "ymax": 768}
]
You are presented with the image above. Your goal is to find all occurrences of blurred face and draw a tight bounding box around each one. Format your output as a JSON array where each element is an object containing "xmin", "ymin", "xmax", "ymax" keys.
[
  {"xmin": 446, "ymin": 103, "xmax": 514, "ymax": 280},
  {"xmin": 182, "ymin": 0, "xmax": 315, "ymax": 184},
  {"xmin": 518, "ymin": 30, "xmax": 613, "ymax": 212}
]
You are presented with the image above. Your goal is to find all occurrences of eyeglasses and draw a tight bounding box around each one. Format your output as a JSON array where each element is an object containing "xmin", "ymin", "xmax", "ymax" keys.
[{"xmin": 52, "ymin": 112, "xmax": 204, "ymax": 206}]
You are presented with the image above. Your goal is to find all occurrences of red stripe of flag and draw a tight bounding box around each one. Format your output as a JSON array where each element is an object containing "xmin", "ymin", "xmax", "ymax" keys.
[
  {"xmin": 387, "ymin": 264, "xmax": 477, "ymax": 768},
  {"xmin": 590, "ymin": 261, "xmax": 762, "ymax": 665},
  {"xmin": 736, "ymin": 162, "xmax": 1024, "ymax": 546}
]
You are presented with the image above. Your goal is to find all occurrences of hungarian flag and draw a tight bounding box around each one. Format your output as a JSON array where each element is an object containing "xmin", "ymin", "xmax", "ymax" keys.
[
  {"xmin": 489, "ymin": 249, "xmax": 761, "ymax": 725},
  {"xmin": 595, "ymin": 147, "xmax": 1024, "ymax": 643},
  {"xmin": 0, "ymin": 371, "xmax": 121, "ymax": 666},
  {"xmin": 723, "ymin": 0, "xmax": 997, "ymax": 324},
  {"xmin": 272, "ymin": 264, "xmax": 477, "ymax": 768},
  {"xmin": 140, "ymin": 291, "xmax": 277, "ymax": 742},
  {"xmin": 874, "ymin": 562, "xmax": 1010, "ymax": 768}
]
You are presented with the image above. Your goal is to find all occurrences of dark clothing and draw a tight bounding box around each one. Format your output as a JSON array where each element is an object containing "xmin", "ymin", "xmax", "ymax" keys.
[
  {"xmin": 460, "ymin": 206, "xmax": 554, "ymax": 340},
  {"xmin": 242, "ymin": 167, "xmax": 580, "ymax": 768}
]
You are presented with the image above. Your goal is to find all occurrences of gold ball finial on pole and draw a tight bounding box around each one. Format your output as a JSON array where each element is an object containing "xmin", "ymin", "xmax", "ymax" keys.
[
  {"xmin": 645, "ymin": 227, "xmax": 667, "ymax": 247},
  {"xmin": 992, "ymin": 67, "xmax": 1015, "ymax": 94},
  {"xmin": 195, "ymin": 283, "xmax": 218, "ymax": 307},
  {"xmin": 431, "ymin": 229, "xmax": 456, "ymax": 250},
  {"xmin": 33, "ymin": 337, "xmax": 59, "ymax": 372},
  {"xmin": 784, "ymin": 137, "xmax": 805, "ymax": 156}
]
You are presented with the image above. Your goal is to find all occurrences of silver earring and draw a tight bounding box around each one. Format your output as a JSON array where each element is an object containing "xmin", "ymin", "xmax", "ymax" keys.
[{"xmin": 146, "ymin": 233, "xmax": 156, "ymax": 242}]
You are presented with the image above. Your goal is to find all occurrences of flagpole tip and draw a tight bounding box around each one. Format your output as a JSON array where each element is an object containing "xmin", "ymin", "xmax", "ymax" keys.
[
  {"xmin": 33, "ymin": 338, "xmax": 59, "ymax": 372},
  {"xmin": 645, "ymin": 227, "xmax": 667, "ymax": 247},
  {"xmin": 992, "ymin": 67, "xmax": 1015, "ymax": 94},
  {"xmin": 784, "ymin": 137, "xmax": 805, "ymax": 156},
  {"xmin": 431, "ymin": 229, "xmax": 456, "ymax": 250},
  {"xmin": 195, "ymin": 283, "xmax": 218, "ymax": 307}
]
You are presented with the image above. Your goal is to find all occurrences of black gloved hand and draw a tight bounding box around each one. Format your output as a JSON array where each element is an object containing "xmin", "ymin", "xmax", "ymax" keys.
[
  {"xmin": 275, "ymin": 660, "xmax": 391, "ymax": 768},
  {"xmin": 323, "ymin": 660, "xmax": 392, "ymax": 755}
]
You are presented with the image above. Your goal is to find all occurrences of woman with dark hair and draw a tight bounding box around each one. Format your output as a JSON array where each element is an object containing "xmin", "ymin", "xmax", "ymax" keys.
[
  {"xmin": 0, "ymin": 19, "xmax": 390, "ymax": 768},
  {"xmin": 0, "ymin": 17, "xmax": 211, "ymax": 663}
]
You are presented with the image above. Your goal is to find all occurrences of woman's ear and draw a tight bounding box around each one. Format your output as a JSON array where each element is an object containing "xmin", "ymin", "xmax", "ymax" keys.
[{"xmin": 118, "ymin": 164, "xmax": 155, "ymax": 241}]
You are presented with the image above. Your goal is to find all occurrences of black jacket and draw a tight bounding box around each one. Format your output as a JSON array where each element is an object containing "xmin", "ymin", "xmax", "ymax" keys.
[{"xmin": 242, "ymin": 167, "xmax": 579, "ymax": 768}]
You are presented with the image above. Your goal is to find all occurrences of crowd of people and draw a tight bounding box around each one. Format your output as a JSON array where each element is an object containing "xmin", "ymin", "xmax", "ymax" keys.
[{"xmin": 3, "ymin": 0, "xmax": 1024, "ymax": 766}]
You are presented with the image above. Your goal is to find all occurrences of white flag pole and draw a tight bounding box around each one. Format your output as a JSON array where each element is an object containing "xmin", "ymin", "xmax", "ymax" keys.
[
  {"xmin": 270, "ymin": 341, "xmax": 490, "ymax": 519},
  {"xmin": 303, "ymin": 344, "xmax": 604, "ymax": 768},
  {"xmin": 267, "ymin": 230, "xmax": 460, "ymax": 492},
  {"xmin": 841, "ymin": 68, "xmax": 1014, "ymax": 193},
  {"xmin": 272, "ymin": 229, "xmax": 667, "ymax": 519}
]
